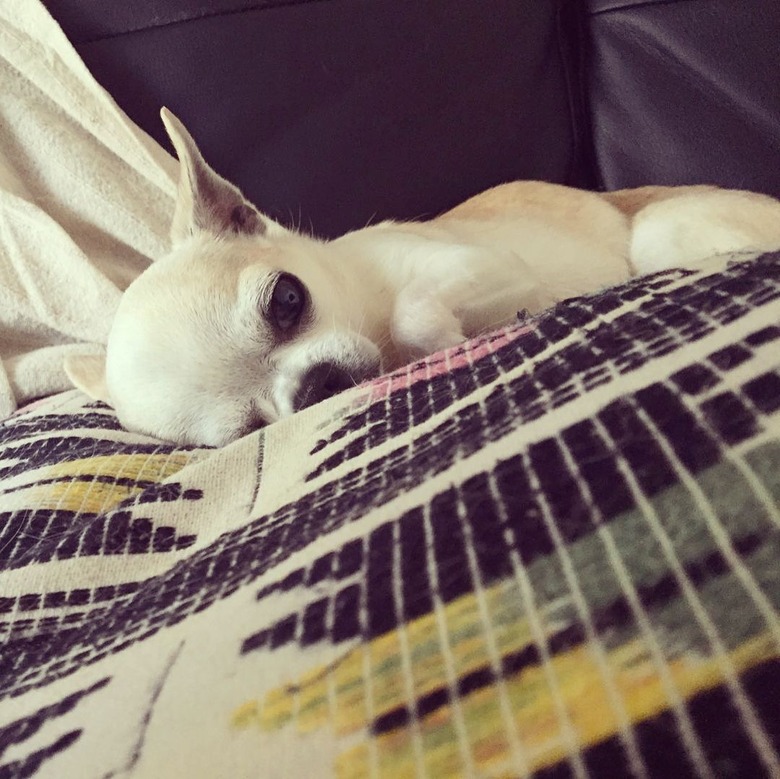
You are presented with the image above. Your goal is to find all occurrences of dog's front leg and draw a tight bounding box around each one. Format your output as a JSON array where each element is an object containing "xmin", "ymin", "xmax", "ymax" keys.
[{"xmin": 390, "ymin": 285, "xmax": 465, "ymax": 364}]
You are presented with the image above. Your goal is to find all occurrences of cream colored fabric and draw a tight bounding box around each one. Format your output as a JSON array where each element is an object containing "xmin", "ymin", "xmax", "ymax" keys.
[{"xmin": 0, "ymin": 0, "xmax": 177, "ymax": 416}]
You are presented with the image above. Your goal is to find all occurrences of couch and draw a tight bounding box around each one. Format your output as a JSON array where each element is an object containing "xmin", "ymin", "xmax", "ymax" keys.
[{"xmin": 1, "ymin": 1, "xmax": 778, "ymax": 776}]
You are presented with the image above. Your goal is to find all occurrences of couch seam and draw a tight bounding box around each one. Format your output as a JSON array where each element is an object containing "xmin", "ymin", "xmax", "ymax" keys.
[
  {"xmin": 556, "ymin": 0, "xmax": 600, "ymax": 190},
  {"xmin": 590, "ymin": 0, "xmax": 705, "ymax": 18},
  {"xmin": 73, "ymin": 0, "xmax": 338, "ymax": 45}
]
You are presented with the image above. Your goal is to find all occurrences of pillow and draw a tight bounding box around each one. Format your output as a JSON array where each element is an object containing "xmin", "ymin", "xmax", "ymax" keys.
[{"xmin": 1, "ymin": 253, "xmax": 778, "ymax": 777}]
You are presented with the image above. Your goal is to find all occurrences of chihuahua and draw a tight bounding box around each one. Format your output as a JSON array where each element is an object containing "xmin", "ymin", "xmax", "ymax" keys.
[{"xmin": 64, "ymin": 109, "xmax": 780, "ymax": 446}]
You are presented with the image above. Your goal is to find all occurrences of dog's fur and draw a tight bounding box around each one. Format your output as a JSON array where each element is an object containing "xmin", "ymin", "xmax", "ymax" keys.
[{"xmin": 64, "ymin": 109, "xmax": 780, "ymax": 446}]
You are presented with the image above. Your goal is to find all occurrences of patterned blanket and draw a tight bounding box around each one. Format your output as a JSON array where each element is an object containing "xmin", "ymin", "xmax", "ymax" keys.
[{"xmin": 1, "ymin": 252, "xmax": 778, "ymax": 778}]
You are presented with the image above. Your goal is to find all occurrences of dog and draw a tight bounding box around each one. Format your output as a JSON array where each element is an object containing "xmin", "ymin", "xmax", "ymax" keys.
[{"xmin": 64, "ymin": 109, "xmax": 780, "ymax": 447}]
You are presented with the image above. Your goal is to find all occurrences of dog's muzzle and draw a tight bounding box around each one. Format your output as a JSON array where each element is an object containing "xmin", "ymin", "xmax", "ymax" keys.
[{"xmin": 294, "ymin": 359, "xmax": 381, "ymax": 412}]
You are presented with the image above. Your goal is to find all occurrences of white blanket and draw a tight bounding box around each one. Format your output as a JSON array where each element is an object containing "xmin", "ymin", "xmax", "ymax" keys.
[{"xmin": 0, "ymin": 0, "xmax": 177, "ymax": 417}]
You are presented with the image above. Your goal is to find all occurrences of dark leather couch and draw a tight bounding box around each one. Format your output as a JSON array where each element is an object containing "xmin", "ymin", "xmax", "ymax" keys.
[{"xmin": 43, "ymin": 0, "xmax": 780, "ymax": 238}]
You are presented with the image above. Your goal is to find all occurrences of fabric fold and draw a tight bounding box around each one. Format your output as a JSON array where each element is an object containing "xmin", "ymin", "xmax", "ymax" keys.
[{"xmin": 0, "ymin": 0, "xmax": 178, "ymax": 414}]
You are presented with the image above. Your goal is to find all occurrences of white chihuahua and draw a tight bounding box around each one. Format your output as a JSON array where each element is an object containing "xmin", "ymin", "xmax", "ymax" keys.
[{"xmin": 65, "ymin": 109, "xmax": 780, "ymax": 446}]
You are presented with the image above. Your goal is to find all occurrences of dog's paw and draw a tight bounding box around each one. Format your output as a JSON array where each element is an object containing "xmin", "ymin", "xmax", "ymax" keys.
[{"xmin": 391, "ymin": 290, "xmax": 464, "ymax": 362}]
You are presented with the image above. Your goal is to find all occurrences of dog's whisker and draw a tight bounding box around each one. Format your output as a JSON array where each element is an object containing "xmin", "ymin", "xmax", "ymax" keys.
[
  {"xmin": 355, "ymin": 308, "xmax": 368, "ymax": 340},
  {"xmin": 363, "ymin": 211, "xmax": 378, "ymax": 230},
  {"xmin": 285, "ymin": 206, "xmax": 298, "ymax": 234},
  {"xmin": 373, "ymin": 332, "xmax": 392, "ymax": 350}
]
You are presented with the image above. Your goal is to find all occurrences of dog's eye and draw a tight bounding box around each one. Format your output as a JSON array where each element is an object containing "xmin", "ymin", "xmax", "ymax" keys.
[{"xmin": 269, "ymin": 273, "xmax": 307, "ymax": 331}]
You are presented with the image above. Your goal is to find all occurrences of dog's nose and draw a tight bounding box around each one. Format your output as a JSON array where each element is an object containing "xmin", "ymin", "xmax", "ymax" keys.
[{"xmin": 294, "ymin": 360, "xmax": 380, "ymax": 412}]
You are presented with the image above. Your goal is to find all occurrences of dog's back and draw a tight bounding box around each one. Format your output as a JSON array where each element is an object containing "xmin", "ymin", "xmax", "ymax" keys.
[{"xmin": 441, "ymin": 179, "xmax": 780, "ymax": 274}]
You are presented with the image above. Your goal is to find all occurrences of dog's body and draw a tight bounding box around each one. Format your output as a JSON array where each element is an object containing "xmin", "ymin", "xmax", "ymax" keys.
[{"xmin": 65, "ymin": 110, "xmax": 780, "ymax": 446}]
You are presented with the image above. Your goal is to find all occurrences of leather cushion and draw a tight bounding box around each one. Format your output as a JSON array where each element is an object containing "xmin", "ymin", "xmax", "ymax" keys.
[
  {"xmin": 588, "ymin": 0, "xmax": 780, "ymax": 198},
  {"xmin": 44, "ymin": 0, "xmax": 592, "ymax": 238}
]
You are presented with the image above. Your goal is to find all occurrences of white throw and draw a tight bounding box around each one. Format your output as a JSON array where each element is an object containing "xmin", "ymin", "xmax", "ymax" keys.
[{"xmin": 0, "ymin": 0, "xmax": 177, "ymax": 416}]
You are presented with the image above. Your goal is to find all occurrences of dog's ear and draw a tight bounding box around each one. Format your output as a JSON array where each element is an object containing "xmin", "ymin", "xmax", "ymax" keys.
[
  {"xmin": 160, "ymin": 107, "xmax": 271, "ymax": 244},
  {"xmin": 63, "ymin": 353, "xmax": 112, "ymax": 405}
]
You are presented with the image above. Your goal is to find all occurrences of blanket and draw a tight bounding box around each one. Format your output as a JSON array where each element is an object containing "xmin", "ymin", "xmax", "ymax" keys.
[
  {"xmin": 0, "ymin": 0, "xmax": 176, "ymax": 417},
  {"xmin": 0, "ymin": 251, "xmax": 779, "ymax": 777}
]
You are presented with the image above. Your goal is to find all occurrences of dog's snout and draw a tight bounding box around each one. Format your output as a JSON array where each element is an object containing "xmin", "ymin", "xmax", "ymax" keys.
[
  {"xmin": 294, "ymin": 363, "xmax": 351, "ymax": 411},
  {"xmin": 294, "ymin": 360, "xmax": 380, "ymax": 412}
]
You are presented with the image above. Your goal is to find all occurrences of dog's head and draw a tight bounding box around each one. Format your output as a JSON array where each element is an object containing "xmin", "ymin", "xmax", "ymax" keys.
[{"xmin": 65, "ymin": 109, "xmax": 382, "ymax": 446}]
